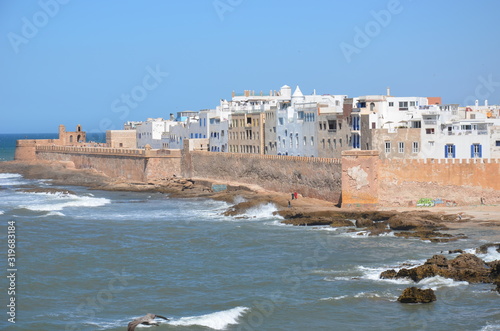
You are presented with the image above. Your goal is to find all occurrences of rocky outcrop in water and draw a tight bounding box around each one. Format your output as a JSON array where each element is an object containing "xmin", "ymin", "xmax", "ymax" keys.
[
  {"xmin": 279, "ymin": 209, "xmax": 467, "ymax": 241},
  {"xmin": 397, "ymin": 287, "xmax": 436, "ymax": 303},
  {"xmin": 381, "ymin": 244, "xmax": 500, "ymax": 295},
  {"xmin": 381, "ymin": 253, "xmax": 492, "ymax": 283},
  {"xmin": 476, "ymin": 243, "xmax": 500, "ymax": 254}
]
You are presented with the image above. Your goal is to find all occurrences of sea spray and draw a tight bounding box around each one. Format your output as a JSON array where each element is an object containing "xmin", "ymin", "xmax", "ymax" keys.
[{"xmin": 168, "ymin": 306, "xmax": 249, "ymax": 330}]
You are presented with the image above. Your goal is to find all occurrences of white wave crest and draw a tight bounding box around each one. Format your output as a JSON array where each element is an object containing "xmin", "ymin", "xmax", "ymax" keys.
[
  {"xmin": 0, "ymin": 173, "xmax": 22, "ymax": 179},
  {"xmin": 46, "ymin": 211, "xmax": 65, "ymax": 217},
  {"xmin": 418, "ymin": 275, "xmax": 469, "ymax": 289},
  {"xmin": 321, "ymin": 292, "xmax": 398, "ymax": 302},
  {"xmin": 0, "ymin": 173, "xmax": 26, "ymax": 186},
  {"xmin": 477, "ymin": 246, "xmax": 500, "ymax": 263},
  {"xmin": 481, "ymin": 323, "xmax": 500, "ymax": 331},
  {"xmin": 320, "ymin": 295, "xmax": 348, "ymax": 301},
  {"xmin": 20, "ymin": 193, "xmax": 110, "ymax": 211},
  {"xmin": 0, "ymin": 210, "xmax": 4, "ymax": 215},
  {"xmin": 168, "ymin": 306, "xmax": 249, "ymax": 330},
  {"xmin": 242, "ymin": 203, "xmax": 282, "ymax": 220}
]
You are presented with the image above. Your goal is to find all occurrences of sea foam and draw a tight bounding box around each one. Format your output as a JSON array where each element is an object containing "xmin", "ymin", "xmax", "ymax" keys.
[
  {"xmin": 241, "ymin": 203, "xmax": 282, "ymax": 220},
  {"xmin": 0, "ymin": 173, "xmax": 26, "ymax": 186},
  {"xmin": 168, "ymin": 306, "xmax": 249, "ymax": 330},
  {"xmin": 20, "ymin": 192, "xmax": 111, "ymax": 211},
  {"xmin": 477, "ymin": 246, "xmax": 500, "ymax": 263}
]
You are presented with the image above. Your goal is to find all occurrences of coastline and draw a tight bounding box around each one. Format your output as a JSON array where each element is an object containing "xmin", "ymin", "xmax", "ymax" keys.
[{"xmin": 1, "ymin": 160, "xmax": 499, "ymax": 235}]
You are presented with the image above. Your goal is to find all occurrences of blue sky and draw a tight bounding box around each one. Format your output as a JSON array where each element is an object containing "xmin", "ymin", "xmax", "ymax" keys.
[{"xmin": 1, "ymin": 0, "xmax": 499, "ymax": 133}]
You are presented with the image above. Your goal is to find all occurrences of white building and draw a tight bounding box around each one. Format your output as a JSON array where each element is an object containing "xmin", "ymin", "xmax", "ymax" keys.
[{"xmin": 136, "ymin": 118, "xmax": 176, "ymax": 149}]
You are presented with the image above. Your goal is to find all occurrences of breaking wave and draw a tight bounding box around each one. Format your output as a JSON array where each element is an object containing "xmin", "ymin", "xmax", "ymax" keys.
[
  {"xmin": 241, "ymin": 203, "xmax": 282, "ymax": 220},
  {"xmin": 19, "ymin": 191, "xmax": 110, "ymax": 211},
  {"xmin": 168, "ymin": 306, "xmax": 249, "ymax": 330}
]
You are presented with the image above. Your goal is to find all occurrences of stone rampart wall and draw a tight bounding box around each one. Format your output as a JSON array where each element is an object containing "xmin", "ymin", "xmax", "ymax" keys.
[
  {"xmin": 378, "ymin": 158, "xmax": 500, "ymax": 205},
  {"xmin": 36, "ymin": 147, "xmax": 182, "ymax": 182},
  {"xmin": 188, "ymin": 151, "xmax": 343, "ymax": 202},
  {"xmin": 21, "ymin": 142, "xmax": 500, "ymax": 207}
]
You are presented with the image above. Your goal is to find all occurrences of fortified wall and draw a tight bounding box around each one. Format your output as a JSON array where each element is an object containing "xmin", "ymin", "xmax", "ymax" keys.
[
  {"xmin": 185, "ymin": 150, "xmax": 343, "ymax": 203},
  {"xmin": 14, "ymin": 125, "xmax": 500, "ymax": 207},
  {"xmin": 14, "ymin": 125, "xmax": 86, "ymax": 161},
  {"xmin": 378, "ymin": 158, "xmax": 500, "ymax": 206},
  {"xmin": 35, "ymin": 146, "xmax": 182, "ymax": 182}
]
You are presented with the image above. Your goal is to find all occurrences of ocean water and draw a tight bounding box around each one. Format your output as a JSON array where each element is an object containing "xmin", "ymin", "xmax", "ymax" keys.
[
  {"xmin": 0, "ymin": 175, "xmax": 499, "ymax": 330},
  {"xmin": 0, "ymin": 133, "xmax": 105, "ymax": 161},
  {"xmin": 0, "ymin": 135, "xmax": 499, "ymax": 330}
]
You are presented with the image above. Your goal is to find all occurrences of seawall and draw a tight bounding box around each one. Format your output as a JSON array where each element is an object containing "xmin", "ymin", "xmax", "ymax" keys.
[
  {"xmin": 19, "ymin": 143, "xmax": 500, "ymax": 207},
  {"xmin": 35, "ymin": 146, "xmax": 182, "ymax": 182},
  {"xmin": 186, "ymin": 151, "xmax": 343, "ymax": 203},
  {"xmin": 379, "ymin": 158, "xmax": 500, "ymax": 206}
]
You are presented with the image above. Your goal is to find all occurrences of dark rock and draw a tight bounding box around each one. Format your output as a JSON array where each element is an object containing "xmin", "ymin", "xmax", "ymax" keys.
[
  {"xmin": 486, "ymin": 260, "xmax": 500, "ymax": 282},
  {"xmin": 397, "ymin": 287, "xmax": 436, "ymax": 303},
  {"xmin": 494, "ymin": 281, "xmax": 500, "ymax": 294},
  {"xmin": 380, "ymin": 253, "xmax": 492, "ymax": 284},
  {"xmin": 448, "ymin": 249, "xmax": 464, "ymax": 254},
  {"xmin": 330, "ymin": 219, "xmax": 355, "ymax": 227},
  {"xmin": 425, "ymin": 255, "xmax": 449, "ymax": 267},
  {"xmin": 355, "ymin": 218, "xmax": 373, "ymax": 228},
  {"xmin": 388, "ymin": 215, "xmax": 441, "ymax": 231},
  {"xmin": 476, "ymin": 243, "xmax": 500, "ymax": 254},
  {"xmin": 19, "ymin": 187, "xmax": 76, "ymax": 195},
  {"xmin": 380, "ymin": 269, "xmax": 397, "ymax": 279}
]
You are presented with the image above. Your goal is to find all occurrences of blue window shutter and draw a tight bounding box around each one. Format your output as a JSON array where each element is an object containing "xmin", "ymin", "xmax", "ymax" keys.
[
  {"xmin": 479, "ymin": 144, "xmax": 482, "ymax": 158},
  {"xmin": 471, "ymin": 145, "xmax": 475, "ymax": 158},
  {"xmin": 445, "ymin": 145, "xmax": 448, "ymax": 158},
  {"xmin": 452, "ymin": 145, "xmax": 456, "ymax": 158}
]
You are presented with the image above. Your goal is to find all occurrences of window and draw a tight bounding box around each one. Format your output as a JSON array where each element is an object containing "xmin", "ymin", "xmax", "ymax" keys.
[
  {"xmin": 410, "ymin": 101, "xmax": 416, "ymax": 107},
  {"xmin": 328, "ymin": 120, "xmax": 337, "ymax": 131},
  {"xmin": 278, "ymin": 118, "xmax": 284, "ymax": 125},
  {"xmin": 471, "ymin": 144, "xmax": 482, "ymax": 158},
  {"xmin": 445, "ymin": 144, "xmax": 456, "ymax": 158},
  {"xmin": 411, "ymin": 121, "xmax": 422, "ymax": 128},
  {"xmin": 385, "ymin": 141, "xmax": 391, "ymax": 154},
  {"xmin": 352, "ymin": 116, "xmax": 360, "ymax": 130},
  {"xmin": 388, "ymin": 102, "xmax": 394, "ymax": 107},
  {"xmin": 425, "ymin": 128, "xmax": 435, "ymax": 134},
  {"xmin": 399, "ymin": 101, "xmax": 408, "ymax": 111},
  {"xmin": 496, "ymin": 140, "xmax": 500, "ymax": 147},
  {"xmin": 352, "ymin": 134, "xmax": 360, "ymax": 148},
  {"xmin": 398, "ymin": 142, "xmax": 404, "ymax": 153},
  {"xmin": 311, "ymin": 137, "xmax": 314, "ymax": 146},
  {"xmin": 412, "ymin": 142, "xmax": 419, "ymax": 153}
]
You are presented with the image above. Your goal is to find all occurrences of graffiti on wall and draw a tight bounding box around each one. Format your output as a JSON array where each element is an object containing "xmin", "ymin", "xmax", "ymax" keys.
[{"xmin": 417, "ymin": 198, "xmax": 457, "ymax": 207}]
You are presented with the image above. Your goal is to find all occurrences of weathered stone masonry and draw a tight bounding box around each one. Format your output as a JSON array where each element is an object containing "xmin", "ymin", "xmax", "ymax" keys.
[{"xmin": 16, "ymin": 141, "xmax": 500, "ymax": 207}]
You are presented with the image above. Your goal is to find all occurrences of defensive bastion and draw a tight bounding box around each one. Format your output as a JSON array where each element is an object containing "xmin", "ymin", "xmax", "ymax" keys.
[{"xmin": 14, "ymin": 126, "xmax": 500, "ymax": 207}]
